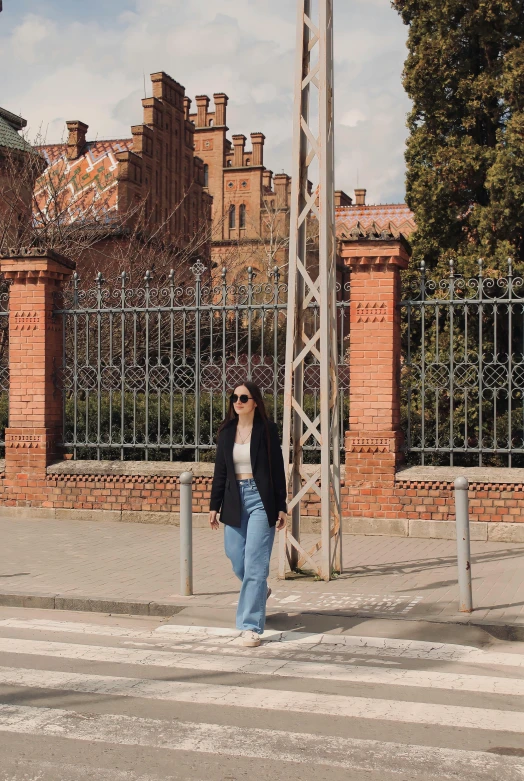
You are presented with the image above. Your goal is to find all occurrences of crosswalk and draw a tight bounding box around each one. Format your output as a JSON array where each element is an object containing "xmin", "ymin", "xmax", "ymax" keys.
[{"xmin": 0, "ymin": 616, "xmax": 523, "ymax": 780}]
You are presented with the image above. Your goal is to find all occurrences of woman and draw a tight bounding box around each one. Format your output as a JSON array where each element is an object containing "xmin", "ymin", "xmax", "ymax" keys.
[{"xmin": 209, "ymin": 381, "xmax": 287, "ymax": 647}]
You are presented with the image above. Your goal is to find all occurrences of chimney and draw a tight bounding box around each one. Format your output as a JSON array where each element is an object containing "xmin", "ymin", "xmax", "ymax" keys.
[
  {"xmin": 213, "ymin": 93, "xmax": 228, "ymax": 127},
  {"xmin": 66, "ymin": 120, "xmax": 88, "ymax": 160},
  {"xmin": 195, "ymin": 95, "xmax": 210, "ymax": 128},
  {"xmin": 354, "ymin": 188, "xmax": 366, "ymax": 206},
  {"xmin": 250, "ymin": 132, "xmax": 265, "ymax": 166},
  {"xmin": 335, "ymin": 190, "xmax": 353, "ymax": 207},
  {"xmin": 183, "ymin": 96, "xmax": 192, "ymax": 121},
  {"xmin": 273, "ymin": 173, "xmax": 291, "ymax": 208},
  {"xmin": 232, "ymin": 134, "xmax": 246, "ymax": 167},
  {"xmin": 263, "ymin": 169, "xmax": 273, "ymax": 192}
]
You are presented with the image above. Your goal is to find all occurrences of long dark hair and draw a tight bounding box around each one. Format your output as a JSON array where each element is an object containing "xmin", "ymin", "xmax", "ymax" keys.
[{"xmin": 217, "ymin": 380, "xmax": 273, "ymax": 475}]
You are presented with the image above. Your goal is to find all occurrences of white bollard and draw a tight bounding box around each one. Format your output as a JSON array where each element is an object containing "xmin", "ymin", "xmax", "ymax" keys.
[
  {"xmin": 179, "ymin": 471, "xmax": 193, "ymax": 596},
  {"xmin": 454, "ymin": 476, "xmax": 473, "ymax": 613}
]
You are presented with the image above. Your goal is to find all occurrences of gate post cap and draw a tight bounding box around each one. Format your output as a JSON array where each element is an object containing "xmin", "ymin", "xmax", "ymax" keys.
[
  {"xmin": 454, "ymin": 476, "xmax": 469, "ymax": 490},
  {"xmin": 179, "ymin": 471, "xmax": 194, "ymax": 484}
]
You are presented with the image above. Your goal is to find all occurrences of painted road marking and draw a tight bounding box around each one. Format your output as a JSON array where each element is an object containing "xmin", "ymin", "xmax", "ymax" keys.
[
  {"xmin": 0, "ymin": 759, "xmax": 179, "ymax": 781},
  {"xmin": 264, "ymin": 591, "xmax": 425, "ymax": 614},
  {"xmin": 0, "ymin": 704, "xmax": 523, "ymax": 779},
  {"xmin": 0, "ymin": 665, "xmax": 523, "ymax": 731},
  {"xmin": 2, "ymin": 618, "xmax": 523, "ymax": 667},
  {"xmin": 0, "ymin": 638, "xmax": 523, "ymax": 697}
]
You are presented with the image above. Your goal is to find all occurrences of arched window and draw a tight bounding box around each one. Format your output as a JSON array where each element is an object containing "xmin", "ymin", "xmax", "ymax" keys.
[
  {"xmin": 209, "ymin": 119, "xmax": 214, "ymax": 127},
  {"xmin": 239, "ymin": 204, "xmax": 246, "ymax": 228},
  {"xmin": 246, "ymin": 158, "xmax": 251, "ymax": 166},
  {"xmin": 229, "ymin": 204, "xmax": 236, "ymax": 229},
  {"xmin": 227, "ymin": 159, "xmax": 232, "ymax": 167},
  {"xmin": 203, "ymin": 164, "xmax": 209, "ymax": 188}
]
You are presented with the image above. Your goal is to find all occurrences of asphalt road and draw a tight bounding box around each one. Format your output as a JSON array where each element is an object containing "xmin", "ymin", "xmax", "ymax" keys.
[{"xmin": 0, "ymin": 606, "xmax": 523, "ymax": 781}]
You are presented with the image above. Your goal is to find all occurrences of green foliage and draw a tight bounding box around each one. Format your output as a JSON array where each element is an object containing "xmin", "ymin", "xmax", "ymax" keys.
[
  {"xmin": 393, "ymin": 0, "xmax": 524, "ymax": 274},
  {"xmin": 63, "ymin": 389, "xmax": 346, "ymax": 464},
  {"xmin": 400, "ymin": 269, "xmax": 524, "ymax": 466}
]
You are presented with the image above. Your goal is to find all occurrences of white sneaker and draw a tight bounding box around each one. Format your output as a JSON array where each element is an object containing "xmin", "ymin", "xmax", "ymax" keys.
[{"xmin": 242, "ymin": 630, "xmax": 261, "ymax": 647}]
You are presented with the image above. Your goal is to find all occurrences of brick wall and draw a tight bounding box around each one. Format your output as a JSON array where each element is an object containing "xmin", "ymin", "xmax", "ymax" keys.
[
  {"xmin": 0, "ymin": 464, "xmax": 323, "ymax": 519},
  {"xmin": 341, "ymin": 473, "xmax": 524, "ymax": 524},
  {"xmin": 1, "ymin": 247, "xmax": 522, "ymax": 538},
  {"xmin": 0, "ymin": 462, "xmax": 521, "ymax": 532}
]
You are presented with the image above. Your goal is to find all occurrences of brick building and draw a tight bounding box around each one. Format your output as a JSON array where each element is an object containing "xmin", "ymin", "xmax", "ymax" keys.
[
  {"xmin": 0, "ymin": 106, "xmax": 44, "ymax": 250},
  {"xmin": 32, "ymin": 70, "xmax": 416, "ymax": 280},
  {"xmin": 336, "ymin": 188, "xmax": 416, "ymax": 241},
  {"xmin": 35, "ymin": 72, "xmax": 212, "ymax": 278},
  {"xmin": 189, "ymin": 94, "xmax": 292, "ymax": 276},
  {"xmin": 32, "ymin": 74, "xmax": 296, "ymax": 281}
]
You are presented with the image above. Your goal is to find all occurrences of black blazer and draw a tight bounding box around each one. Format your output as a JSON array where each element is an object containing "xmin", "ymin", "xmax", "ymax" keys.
[{"xmin": 209, "ymin": 416, "xmax": 287, "ymax": 528}]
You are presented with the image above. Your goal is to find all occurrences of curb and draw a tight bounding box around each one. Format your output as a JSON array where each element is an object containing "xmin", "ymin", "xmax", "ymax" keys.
[
  {"xmin": 2, "ymin": 590, "xmax": 524, "ymax": 640},
  {"xmin": 0, "ymin": 592, "xmax": 186, "ymax": 617}
]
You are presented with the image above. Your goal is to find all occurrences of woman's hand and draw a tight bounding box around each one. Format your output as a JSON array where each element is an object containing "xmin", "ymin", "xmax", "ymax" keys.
[
  {"xmin": 209, "ymin": 511, "xmax": 219, "ymax": 530},
  {"xmin": 276, "ymin": 511, "xmax": 287, "ymax": 531}
]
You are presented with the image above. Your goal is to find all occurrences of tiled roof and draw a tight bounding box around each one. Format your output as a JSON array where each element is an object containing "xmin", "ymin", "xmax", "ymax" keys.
[
  {"xmin": 33, "ymin": 139, "xmax": 134, "ymax": 226},
  {"xmin": 0, "ymin": 107, "xmax": 33, "ymax": 153},
  {"xmin": 336, "ymin": 203, "xmax": 416, "ymax": 239},
  {"xmin": 38, "ymin": 138, "xmax": 134, "ymax": 166}
]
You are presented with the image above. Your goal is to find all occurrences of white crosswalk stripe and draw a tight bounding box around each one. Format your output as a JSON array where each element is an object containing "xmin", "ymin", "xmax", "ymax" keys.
[
  {"xmin": 0, "ymin": 617, "xmax": 523, "ymax": 780},
  {"xmin": 0, "ymin": 635, "xmax": 522, "ymax": 695},
  {"xmin": 0, "ymin": 759, "xmax": 178, "ymax": 781},
  {"xmin": 0, "ymin": 665, "xmax": 523, "ymax": 731},
  {"xmin": 0, "ymin": 703, "xmax": 523, "ymax": 780},
  {"xmin": 3, "ymin": 616, "xmax": 522, "ymax": 666}
]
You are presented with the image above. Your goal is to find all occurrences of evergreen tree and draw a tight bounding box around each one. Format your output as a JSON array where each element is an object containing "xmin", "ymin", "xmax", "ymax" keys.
[{"xmin": 393, "ymin": 0, "xmax": 524, "ymax": 273}]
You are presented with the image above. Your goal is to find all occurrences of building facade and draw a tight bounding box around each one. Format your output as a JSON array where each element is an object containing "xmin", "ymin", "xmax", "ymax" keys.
[
  {"xmin": 189, "ymin": 94, "xmax": 291, "ymax": 276},
  {"xmin": 32, "ymin": 70, "xmax": 415, "ymax": 281},
  {"xmin": 0, "ymin": 106, "xmax": 44, "ymax": 251},
  {"xmin": 35, "ymin": 72, "xmax": 212, "ymax": 279}
]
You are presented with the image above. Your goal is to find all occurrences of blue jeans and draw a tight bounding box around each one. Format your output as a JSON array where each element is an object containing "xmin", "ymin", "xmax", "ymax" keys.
[{"xmin": 224, "ymin": 478, "xmax": 276, "ymax": 634}]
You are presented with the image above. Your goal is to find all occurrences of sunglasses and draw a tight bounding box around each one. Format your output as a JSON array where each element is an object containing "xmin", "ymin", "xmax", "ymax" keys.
[{"xmin": 231, "ymin": 394, "xmax": 253, "ymax": 404}]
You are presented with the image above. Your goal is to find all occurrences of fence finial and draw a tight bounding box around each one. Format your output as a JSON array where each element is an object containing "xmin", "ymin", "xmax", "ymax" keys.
[
  {"xmin": 420, "ymin": 259, "xmax": 425, "ymax": 275},
  {"xmin": 508, "ymin": 257, "xmax": 513, "ymax": 277},
  {"xmin": 478, "ymin": 258, "xmax": 483, "ymax": 276},
  {"xmin": 221, "ymin": 267, "xmax": 227, "ymax": 282},
  {"xmin": 96, "ymin": 272, "xmax": 104, "ymax": 287},
  {"xmin": 449, "ymin": 258, "xmax": 455, "ymax": 278},
  {"xmin": 144, "ymin": 270, "xmax": 151, "ymax": 285},
  {"xmin": 190, "ymin": 259, "xmax": 206, "ymax": 279}
]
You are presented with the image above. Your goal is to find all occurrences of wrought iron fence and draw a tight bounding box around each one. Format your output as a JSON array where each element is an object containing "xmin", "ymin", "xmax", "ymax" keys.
[
  {"xmin": 55, "ymin": 261, "xmax": 350, "ymax": 461},
  {"xmin": 401, "ymin": 259, "xmax": 524, "ymax": 466}
]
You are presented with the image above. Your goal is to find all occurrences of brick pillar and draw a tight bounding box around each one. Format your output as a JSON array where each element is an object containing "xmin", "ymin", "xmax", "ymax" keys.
[
  {"xmin": 0, "ymin": 249, "xmax": 75, "ymax": 480},
  {"xmin": 340, "ymin": 238, "xmax": 410, "ymax": 516}
]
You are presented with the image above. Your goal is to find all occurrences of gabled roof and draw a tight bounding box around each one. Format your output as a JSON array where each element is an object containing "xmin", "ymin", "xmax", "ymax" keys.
[
  {"xmin": 32, "ymin": 138, "xmax": 135, "ymax": 229},
  {"xmin": 0, "ymin": 107, "xmax": 34, "ymax": 153},
  {"xmin": 336, "ymin": 202, "xmax": 416, "ymax": 239},
  {"xmin": 38, "ymin": 138, "xmax": 134, "ymax": 166}
]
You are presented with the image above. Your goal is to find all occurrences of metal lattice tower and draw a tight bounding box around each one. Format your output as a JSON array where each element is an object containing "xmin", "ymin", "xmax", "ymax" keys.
[{"xmin": 279, "ymin": 0, "xmax": 341, "ymax": 581}]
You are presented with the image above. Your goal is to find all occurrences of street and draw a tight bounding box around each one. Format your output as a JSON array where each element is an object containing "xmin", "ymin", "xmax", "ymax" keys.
[{"xmin": 0, "ymin": 607, "xmax": 523, "ymax": 780}]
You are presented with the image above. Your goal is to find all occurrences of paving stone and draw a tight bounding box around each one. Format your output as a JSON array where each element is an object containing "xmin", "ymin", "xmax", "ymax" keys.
[{"xmin": 0, "ymin": 516, "xmax": 523, "ymax": 626}]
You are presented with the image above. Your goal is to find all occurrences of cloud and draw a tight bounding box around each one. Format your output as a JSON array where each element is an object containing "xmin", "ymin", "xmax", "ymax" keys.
[{"xmin": 0, "ymin": 0, "xmax": 410, "ymax": 202}]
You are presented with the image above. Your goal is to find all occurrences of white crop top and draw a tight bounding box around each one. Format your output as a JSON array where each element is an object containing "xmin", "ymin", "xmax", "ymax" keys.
[{"xmin": 233, "ymin": 442, "xmax": 252, "ymax": 475}]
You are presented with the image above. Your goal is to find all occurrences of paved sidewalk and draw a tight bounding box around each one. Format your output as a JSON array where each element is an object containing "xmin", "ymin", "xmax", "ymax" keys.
[{"xmin": 1, "ymin": 516, "xmax": 524, "ymax": 628}]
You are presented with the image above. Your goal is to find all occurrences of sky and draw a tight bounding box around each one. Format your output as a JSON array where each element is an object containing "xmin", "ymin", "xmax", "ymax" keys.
[{"xmin": 0, "ymin": 0, "xmax": 411, "ymax": 204}]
